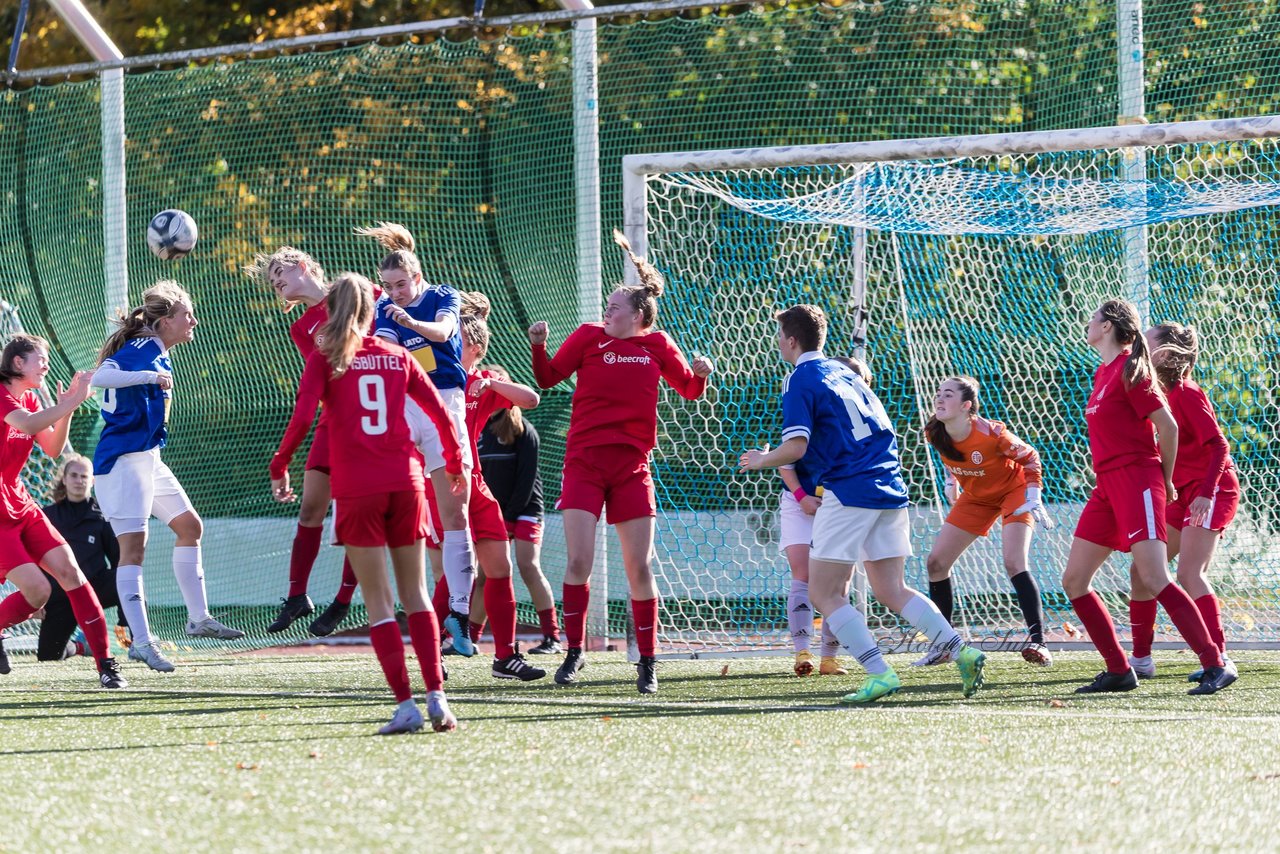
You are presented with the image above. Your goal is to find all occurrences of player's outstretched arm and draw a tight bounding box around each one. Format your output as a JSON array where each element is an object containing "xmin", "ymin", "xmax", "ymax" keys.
[
  {"xmin": 471, "ymin": 375, "xmax": 540, "ymax": 409},
  {"xmin": 656, "ymin": 334, "xmax": 713, "ymax": 400},
  {"xmin": 738, "ymin": 437, "xmax": 808, "ymax": 472},
  {"xmin": 4, "ymin": 371, "xmax": 94, "ymax": 446},
  {"xmin": 269, "ymin": 353, "xmax": 325, "ymax": 501},
  {"xmin": 529, "ymin": 321, "xmax": 586, "ymax": 389}
]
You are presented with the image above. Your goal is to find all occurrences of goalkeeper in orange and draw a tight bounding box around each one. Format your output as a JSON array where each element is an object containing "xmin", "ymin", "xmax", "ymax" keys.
[{"xmin": 917, "ymin": 376, "xmax": 1053, "ymax": 667}]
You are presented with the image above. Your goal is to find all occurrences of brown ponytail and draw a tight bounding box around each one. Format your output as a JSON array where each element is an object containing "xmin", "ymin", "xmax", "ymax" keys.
[
  {"xmin": 98, "ymin": 281, "xmax": 192, "ymax": 364},
  {"xmin": 1099, "ymin": 299, "xmax": 1162, "ymax": 397},
  {"xmin": 611, "ymin": 228, "xmax": 664, "ymax": 328},
  {"xmin": 925, "ymin": 376, "xmax": 980, "ymax": 462},
  {"xmin": 318, "ymin": 273, "xmax": 376, "ymax": 378},
  {"xmin": 243, "ymin": 246, "xmax": 328, "ymax": 313},
  {"xmin": 355, "ymin": 221, "xmax": 422, "ymax": 280},
  {"xmin": 1147, "ymin": 322, "xmax": 1198, "ymax": 390}
]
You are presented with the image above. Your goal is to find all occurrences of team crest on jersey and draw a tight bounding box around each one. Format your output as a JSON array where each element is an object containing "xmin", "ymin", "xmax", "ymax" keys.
[
  {"xmin": 603, "ymin": 351, "xmax": 616, "ymax": 364},
  {"xmin": 970, "ymin": 451, "xmax": 984, "ymax": 465}
]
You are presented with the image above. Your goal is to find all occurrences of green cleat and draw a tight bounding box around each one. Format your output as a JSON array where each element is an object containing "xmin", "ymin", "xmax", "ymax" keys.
[
  {"xmin": 840, "ymin": 668, "xmax": 902, "ymax": 704},
  {"xmin": 955, "ymin": 645, "xmax": 987, "ymax": 698}
]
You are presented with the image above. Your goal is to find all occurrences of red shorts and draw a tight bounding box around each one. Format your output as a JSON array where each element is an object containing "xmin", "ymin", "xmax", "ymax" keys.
[
  {"xmin": 1168, "ymin": 467, "xmax": 1240, "ymax": 532},
  {"xmin": 506, "ymin": 518, "xmax": 543, "ymax": 544},
  {"xmin": 1075, "ymin": 463, "xmax": 1166, "ymax": 553},
  {"xmin": 0, "ymin": 509, "xmax": 67, "ymax": 579},
  {"xmin": 305, "ymin": 413, "xmax": 331, "ymax": 474},
  {"xmin": 335, "ymin": 490, "xmax": 427, "ymax": 549},
  {"xmin": 945, "ymin": 485, "xmax": 1033, "ymax": 537},
  {"xmin": 423, "ymin": 476, "xmax": 507, "ymax": 549},
  {"xmin": 557, "ymin": 444, "xmax": 655, "ymax": 524}
]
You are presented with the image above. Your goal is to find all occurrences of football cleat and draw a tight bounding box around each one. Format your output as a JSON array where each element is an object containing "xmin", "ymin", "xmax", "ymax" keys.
[
  {"xmin": 0, "ymin": 635, "xmax": 10, "ymax": 675},
  {"xmin": 636, "ymin": 656, "xmax": 658, "ymax": 695},
  {"xmin": 527, "ymin": 636, "xmax": 562, "ymax": 655},
  {"xmin": 493, "ymin": 649, "xmax": 547, "ymax": 682},
  {"xmin": 1074, "ymin": 668, "xmax": 1139, "ymax": 694},
  {"xmin": 554, "ymin": 647, "xmax": 586, "ymax": 686},
  {"xmin": 1187, "ymin": 655, "xmax": 1233, "ymax": 683},
  {"xmin": 378, "ymin": 700, "xmax": 424, "ymax": 735},
  {"xmin": 426, "ymin": 690, "xmax": 457, "ymax": 732},
  {"xmin": 97, "ymin": 657, "xmax": 128, "ymax": 689},
  {"xmin": 186, "ymin": 616, "xmax": 245, "ymax": 640},
  {"xmin": 794, "ymin": 649, "xmax": 815, "ymax": 677},
  {"xmin": 1188, "ymin": 659, "xmax": 1238, "ymax": 696},
  {"xmin": 442, "ymin": 611, "xmax": 476, "ymax": 657},
  {"xmin": 1021, "ymin": 642, "xmax": 1053, "ymax": 667},
  {"xmin": 955, "ymin": 646, "xmax": 987, "ymax": 698},
  {"xmin": 267, "ymin": 594, "xmax": 314, "ymax": 633},
  {"xmin": 308, "ymin": 601, "xmax": 351, "ymax": 637},
  {"xmin": 841, "ymin": 668, "xmax": 902, "ymax": 704},
  {"xmin": 128, "ymin": 640, "xmax": 176, "ymax": 672},
  {"xmin": 818, "ymin": 656, "xmax": 848, "ymax": 676},
  {"xmin": 1129, "ymin": 655, "xmax": 1156, "ymax": 679}
]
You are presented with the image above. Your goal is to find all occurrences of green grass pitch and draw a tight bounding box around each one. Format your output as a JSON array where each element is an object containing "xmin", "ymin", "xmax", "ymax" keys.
[{"xmin": 3, "ymin": 650, "xmax": 1279, "ymax": 852}]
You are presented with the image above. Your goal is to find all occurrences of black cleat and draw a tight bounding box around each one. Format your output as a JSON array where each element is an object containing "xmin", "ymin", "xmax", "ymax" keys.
[
  {"xmin": 97, "ymin": 657, "xmax": 128, "ymax": 689},
  {"xmin": 527, "ymin": 636, "xmax": 562, "ymax": 655},
  {"xmin": 0, "ymin": 635, "xmax": 10, "ymax": 675},
  {"xmin": 267, "ymin": 594, "xmax": 315, "ymax": 633},
  {"xmin": 1074, "ymin": 668, "xmax": 1139, "ymax": 694},
  {"xmin": 308, "ymin": 601, "xmax": 351, "ymax": 637},
  {"xmin": 554, "ymin": 647, "xmax": 586, "ymax": 686},
  {"xmin": 636, "ymin": 656, "xmax": 658, "ymax": 695},
  {"xmin": 493, "ymin": 648, "xmax": 547, "ymax": 682},
  {"xmin": 1189, "ymin": 662, "xmax": 1238, "ymax": 696}
]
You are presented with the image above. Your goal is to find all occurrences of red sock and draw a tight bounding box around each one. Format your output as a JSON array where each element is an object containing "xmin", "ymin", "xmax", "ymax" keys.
[
  {"xmin": 287, "ymin": 525, "xmax": 324, "ymax": 598},
  {"xmin": 432, "ymin": 577, "xmax": 451, "ymax": 631},
  {"xmin": 562, "ymin": 583, "xmax": 590, "ymax": 649},
  {"xmin": 0, "ymin": 590, "xmax": 38, "ymax": 631},
  {"xmin": 1129, "ymin": 597, "xmax": 1158, "ymax": 659},
  {"xmin": 538, "ymin": 607, "xmax": 560, "ymax": 641},
  {"xmin": 66, "ymin": 583, "xmax": 110, "ymax": 660},
  {"xmin": 369, "ymin": 620, "xmax": 412, "ymax": 702},
  {"xmin": 1195, "ymin": 594, "xmax": 1226, "ymax": 654},
  {"xmin": 469, "ymin": 619, "xmax": 485, "ymax": 643},
  {"xmin": 632, "ymin": 597, "xmax": 659, "ymax": 658},
  {"xmin": 485, "ymin": 575, "xmax": 517, "ymax": 659},
  {"xmin": 335, "ymin": 558, "xmax": 358, "ymax": 605},
  {"xmin": 406, "ymin": 610, "xmax": 444, "ymax": 692},
  {"xmin": 1157, "ymin": 584, "xmax": 1223, "ymax": 670},
  {"xmin": 1070, "ymin": 592, "xmax": 1128, "ymax": 674}
]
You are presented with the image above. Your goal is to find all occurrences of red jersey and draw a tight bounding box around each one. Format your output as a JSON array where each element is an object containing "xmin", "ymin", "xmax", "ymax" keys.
[
  {"xmin": 532, "ymin": 323, "xmax": 706, "ymax": 455},
  {"xmin": 1084, "ymin": 351, "xmax": 1165, "ymax": 473},
  {"xmin": 289, "ymin": 302, "xmax": 329, "ymax": 362},
  {"xmin": 465, "ymin": 369, "xmax": 511, "ymax": 449},
  {"xmin": 1166, "ymin": 378, "xmax": 1232, "ymax": 499},
  {"xmin": 935, "ymin": 416, "xmax": 1042, "ymax": 502},
  {"xmin": 0, "ymin": 385, "xmax": 41, "ymax": 520},
  {"xmin": 270, "ymin": 337, "xmax": 464, "ymax": 499}
]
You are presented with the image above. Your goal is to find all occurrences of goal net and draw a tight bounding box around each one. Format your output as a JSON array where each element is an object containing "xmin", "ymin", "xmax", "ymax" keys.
[{"xmin": 630, "ymin": 117, "xmax": 1280, "ymax": 652}]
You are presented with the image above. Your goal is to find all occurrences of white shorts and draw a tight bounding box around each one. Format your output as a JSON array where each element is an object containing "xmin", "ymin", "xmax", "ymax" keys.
[
  {"xmin": 778, "ymin": 490, "xmax": 815, "ymax": 554},
  {"xmin": 809, "ymin": 492, "xmax": 912, "ymax": 565},
  {"xmin": 406, "ymin": 386, "xmax": 472, "ymax": 473},
  {"xmin": 95, "ymin": 448, "xmax": 195, "ymax": 535}
]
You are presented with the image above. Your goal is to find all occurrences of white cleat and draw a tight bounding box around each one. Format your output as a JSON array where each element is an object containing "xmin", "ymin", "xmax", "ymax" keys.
[
  {"xmin": 186, "ymin": 617, "xmax": 246, "ymax": 640},
  {"xmin": 1021, "ymin": 642, "xmax": 1053, "ymax": 667},
  {"xmin": 128, "ymin": 640, "xmax": 176, "ymax": 672},
  {"xmin": 911, "ymin": 643, "xmax": 954, "ymax": 667},
  {"xmin": 426, "ymin": 690, "xmax": 457, "ymax": 733},
  {"xmin": 378, "ymin": 700, "xmax": 424, "ymax": 736},
  {"xmin": 1129, "ymin": 655, "xmax": 1156, "ymax": 679}
]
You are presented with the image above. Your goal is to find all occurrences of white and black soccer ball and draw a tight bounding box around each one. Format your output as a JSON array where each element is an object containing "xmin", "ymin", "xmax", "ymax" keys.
[{"xmin": 146, "ymin": 209, "xmax": 198, "ymax": 260}]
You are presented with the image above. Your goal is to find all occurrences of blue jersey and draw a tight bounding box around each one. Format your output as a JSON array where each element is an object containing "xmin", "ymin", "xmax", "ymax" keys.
[
  {"xmin": 94, "ymin": 337, "xmax": 171, "ymax": 475},
  {"xmin": 780, "ymin": 353, "xmax": 907, "ymax": 509},
  {"xmin": 373, "ymin": 284, "xmax": 466, "ymax": 390}
]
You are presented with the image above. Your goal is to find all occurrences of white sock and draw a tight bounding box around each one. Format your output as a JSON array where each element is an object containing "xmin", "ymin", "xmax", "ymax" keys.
[
  {"xmin": 826, "ymin": 603, "xmax": 888, "ymax": 675},
  {"xmin": 787, "ymin": 579, "xmax": 812, "ymax": 653},
  {"xmin": 173, "ymin": 545, "xmax": 211, "ymax": 622},
  {"xmin": 820, "ymin": 618, "xmax": 841, "ymax": 658},
  {"xmin": 441, "ymin": 529, "xmax": 476, "ymax": 616},
  {"xmin": 901, "ymin": 593, "xmax": 963, "ymax": 656},
  {"xmin": 116, "ymin": 565, "xmax": 152, "ymax": 646}
]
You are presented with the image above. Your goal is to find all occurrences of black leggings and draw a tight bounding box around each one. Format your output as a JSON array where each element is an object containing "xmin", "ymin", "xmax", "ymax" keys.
[{"xmin": 36, "ymin": 570, "xmax": 124, "ymax": 661}]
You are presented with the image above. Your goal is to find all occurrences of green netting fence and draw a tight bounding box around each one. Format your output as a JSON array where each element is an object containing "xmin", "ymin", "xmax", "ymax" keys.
[{"xmin": 2, "ymin": 0, "xmax": 1279, "ymax": 655}]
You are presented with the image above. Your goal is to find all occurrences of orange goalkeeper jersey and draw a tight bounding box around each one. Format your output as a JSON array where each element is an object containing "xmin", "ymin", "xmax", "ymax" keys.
[{"xmin": 933, "ymin": 416, "xmax": 1043, "ymax": 503}]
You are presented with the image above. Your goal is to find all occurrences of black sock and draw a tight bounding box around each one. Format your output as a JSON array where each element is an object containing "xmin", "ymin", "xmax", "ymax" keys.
[
  {"xmin": 1010, "ymin": 571, "xmax": 1044, "ymax": 644},
  {"xmin": 928, "ymin": 578, "xmax": 954, "ymax": 625}
]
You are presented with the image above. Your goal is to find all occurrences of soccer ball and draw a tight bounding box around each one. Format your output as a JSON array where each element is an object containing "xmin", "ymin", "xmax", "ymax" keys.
[{"xmin": 146, "ymin": 209, "xmax": 198, "ymax": 260}]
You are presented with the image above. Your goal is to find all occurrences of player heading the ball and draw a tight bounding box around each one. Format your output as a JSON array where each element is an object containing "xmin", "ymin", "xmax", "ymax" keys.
[
  {"xmin": 738, "ymin": 304, "xmax": 986, "ymax": 704},
  {"xmin": 271, "ymin": 272, "xmax": 465, "ymax": 735}
]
